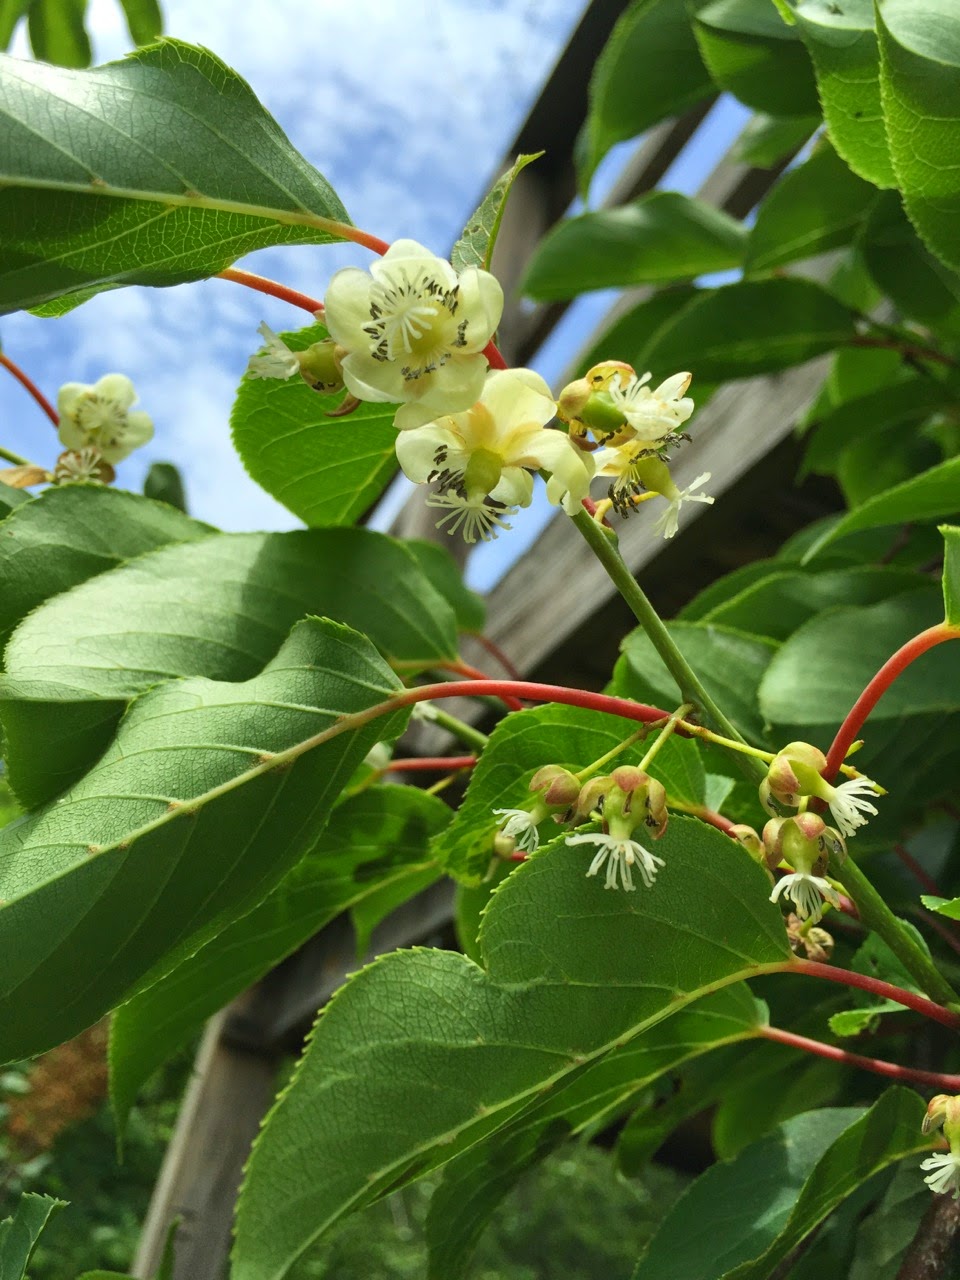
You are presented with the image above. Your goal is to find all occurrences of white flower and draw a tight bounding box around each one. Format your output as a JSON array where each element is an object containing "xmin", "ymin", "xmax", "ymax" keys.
[
  {"xmin": 246, "ymin": 322, "xmax": 301, "ymax": 380},
  {"xmin": 651, "ymin": 472, "xmax": 715, "ymax": 540},
  {"xmin": 921, "ymin": 1151, "xmax": 960, "ymax": 1198},
  {"xmin": 53, "ymin": 447, "xmax": 110, "ymax": 484},
  {"xmin": 323, "ymin": 239, "xmax": 503, "ymax": 429},
  {"xmin": 769, "ymin": 871, "xmax": 842, "ymax": 924},
  {"xmin": 493, "ymin": 808, "xmax": 541, "ymax": 853},
  {"xmin": 609, "ymin": 370, "xmax": 694, "ymax": 443},
  {"xmin": 825, "ymin": 776, "xmax": 881, "ymax": 838},
  {"xmin": 57, "ymin": 374, "xmax": 153, "ymax": 464},
  {"xmin": 566, "ymin": 831, "xmax": 665, "ymax": 891},
  {"xmin": 396, "ymin": 368, "xmax": 594, "ymax": 540}
]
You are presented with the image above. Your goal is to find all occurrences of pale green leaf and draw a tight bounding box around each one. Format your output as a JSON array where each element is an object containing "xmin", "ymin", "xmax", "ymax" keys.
[
  {"xmin": 452, "ymin": 152, "xmax": 542, "ymax": 273},
  {"xmin": 694, "ymin": 0, "xmax": 819, "ymax": 117},
  {"xmin": 731, "ymin": 111, "xmax": 817, "ymax": 167},
  {"xmin": 943, "ymin": 525, "xmax": 960, "ymax": 626},
  {"xmin": 0, "ymin": 41, "xmax": 351, "ymax": 314},
  {"xmin": 117, "ymin": 0, "xmax": 161, "ymax": 45},
  {"xmin": 27, "ymin": 0, "xmax": 90, "ymax": 68},
  {"xmin": 0, "ymin": 1194, "xmax": 66, "ymax": 1279}
]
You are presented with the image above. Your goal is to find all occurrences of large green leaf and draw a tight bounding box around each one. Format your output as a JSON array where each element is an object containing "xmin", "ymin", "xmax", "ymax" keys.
[
  {"xmin": 574, "ymin": 285, "xmax": 699, "ymax": 377},
  {"xmin": 521, "ymin": 192, "xmax": 746, "ymax": 301},
  {"xmin": 230, "ymin": 324, "xmax": 399, "ymax": 528},
  {"xmin": 431, "ymin": 703, "xmax": 706, "ymax": 883},
  {"xmin": 452, "ymin": 153, "xmax": 541, "ymax": 273},
  {"xmin": 759, "ymin": 586, "xmax": 960, "ymax": 726},
  {"xmin": 0, "ymin": 618, "xmax": 408, "ymax": 1062},
  {"xmin": 0, "ymin": 1193, "xmax": 65, "ymax": 1280},
  {"xmin": 694, "ymin": 0, "xmax": 819, "ymax": 117},
  {"xmin": 637, "ymin": 279, "xmax": 857, "ymax": 381},
  {"xmin": 793, "ymin": 0, "xmax": 895, "ymax": 187},
  {"xmin": 405, "ymin": 538, "xmax": 485, "ymax": 635},
  {"xmin": 877, "ymin": 1, "xmax": 960, "ymax": 274},
  {"xmin": 0, "ymin": 527, "xmax": 456, "ymax": 805},
  {"xmin": 801, "ymin": 378, "xmax": 952, "ymax": 477},
  {"xmin": 858, "ymin": 191, "xmax": 960, "ymax": 339},
  {"xmin": 0, "ymin": 40, "xmax": 351, "ymax": 314},
  {"xmin": 425, "ymin": 986, "xmax": 767, "ymax": 1280},
  {"xmin": 232, "ymin": 819, "xmax": 792, "ymax": 1280},
  {"xmin": 745, "ymin": 142, "xmax": 878, "ymax": 274},
  {"xmin": 801, "ymin": 456, "xmax": 960, "ymax": 561},
  {"xmin": 0, "ymin": 484, "xmax": 210, "ymax": 646},
  {"xmin": 109, "ymin": 785, "xmax": 448, "ymax": 1129},
  {"xmin": 576, "ymin": 0, "xmax": 715, "ymax": 195}
]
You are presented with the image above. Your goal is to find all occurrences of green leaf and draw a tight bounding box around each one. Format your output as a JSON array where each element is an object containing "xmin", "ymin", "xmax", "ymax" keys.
[
  {"xmin": 0, "ymin": 1, "xmax": 30, "ymax": 51},
  {"xmin": 877, "ymin": 1, "xmax": 960, "ymax": 274},
  {"xmin": 858, "ymin": 192, "xmax": 960, "ymax": 338},
  {"xmin": 0, "ymin": 483, "xmax": 30, "ymax": 518},
  {"xmin": 27, "ymin": 0, "xmax": 90, "ymax": 68},
  {"xmin": 143, "ymin": 461, "xmax": 187, "ymax": 511},
  {"xmin": 117, "ymin": 0, "xmax": 162, "ymax": 45},
  {"xmin": 232, "ymin": 819, "xmax": 791, "ymax": 1280},
  {"xmin": 405, "ymin": 538, "xmax": 485, "ymax": 634},
  {"xmin": 574, "ymin": 285, "xmax": 699, "ymax": 376},
  {"xmin": 109, "ymin": 786, "xmax": 448, "ymax": 1129},
  {"xmin": 620, "ymin": 621, "xmax": 776, "ymax": 744},
  {"xmin": 922, "ymin": 892, "xmax": 960, "ymax": 920},
  {"xmin": 801, "ymin": 457, "xmax": 960, "ymax": 561},
  {"xmin": 521, "ymin": 192, "xmax": 746, "ymax": 301},
  {"xmin": 638, "ymin": 279, "xmax": 857, "ymax": 381},
  {"xmin": 0, "ymin": 527, "xmax": 456, "ymax": 805},
  {"xmin": 230, "ymin": 322, "xmax": 399, "ymax": 527},
  {"xmin": 943, "ymin": 525, "xmax": 960, "ymax": 626},
  {"xmin": 722, "ymin": 1090, "xmax": 929, "ymax": 1280},
  {"xmin": 694, "ymin": 0, "xmax": 819, "ymax": 117},
  {"xmin": 577, "ymin": 0, "xmax": 715, "ymax": 195},
  {"xmin": 801, "ymin": 378, "xmax": 952, "ymax": 477},
  {"xmin": 0, "ymin": 41, "xmax": 351, "ymax": 315},
  {"xmin": 745, "ymin": 141, "xmax": 878, "ymax": 274},
  {"xmin": 0, "ymin": 484, "xmax": 209, "ymax": 646},
  {"xmin": 731, "ymin": 111, "xmax": 817, "ymax": 167},
  {"xmin": 431, "ymin": 703, "xmax": 705, "ymax": 883},
  {"xmin": 0, "ymin": 618, "xmax": 409, "ymax": 1063},
  {"xmin": 634, "ymin": 1107, "xmax": 860, "ymax": 1279},
  {"xmin": 793, "ymin": 0, "xmax": 895, "ymax": 187},
  {"xmin": 850, "ymin": 1161, "xmax": 932, "ymax": 1280},
  {"xmin": 0, "ymin": 1193, "xmax": 66, "ymax": 1279},
  {"xmin": 759, "ymin": 586, "xmax": 960, "ymax": 726},
  {"xmin": 425, "ymin": 986, "xmax": 766, "ymax": 1280},
  {"xmin": 452, "ymin": 153, "xmax": 542, "ymax": 273},
  {"xmin": 700, "ymin": 565, "xmax": 924, "ymax": 641}
]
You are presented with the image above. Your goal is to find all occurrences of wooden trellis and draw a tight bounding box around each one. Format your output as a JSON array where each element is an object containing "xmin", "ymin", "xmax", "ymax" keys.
[{"xmin": 133, "ymin": 3, "xmax": 841, "ymax": 1274}]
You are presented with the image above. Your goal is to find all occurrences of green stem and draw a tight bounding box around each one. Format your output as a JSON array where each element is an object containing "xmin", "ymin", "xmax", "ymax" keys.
[
  {"xmin": 0, "ymin": 443, "xmax": 32, "ymax": 467},
  {"xmin": 638, "ymin": 705, "xmax": 690, "ymax": 772},
  {"xmin": 571, "ymin": 509, "xmax": 765, "ymax": 782},
  {"xmin": 576, "ymin": 726, "xmax": 650, "ymax": 782},
  {"xmin": 837, "ymin": 853, "xmax": 960, "ymax": 1007},
  {"xmin": 422, "ymin": 705, "xmax": 490, "ymax": 753}
]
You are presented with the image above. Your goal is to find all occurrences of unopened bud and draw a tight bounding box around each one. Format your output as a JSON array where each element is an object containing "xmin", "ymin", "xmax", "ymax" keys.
[
  {"xmin": 296, "ymin": 339, "xmax": 345, "ymax": 392},
  {"xmin": 764, "ymin": 813, "xmax": 845, "ymax": 876},
  {"xmin": 730, "ymin": 823, "xmax": 764, "ymax": 861},
  {"xmin": 557, "ymin": 362, "xmax": 639, "ymax": 446},
  {"xmin": 762, "ymin": 742, "xmax": 829, "ymax": 813},
  {"xmin": 924, "ymin": 1094, "xmax": 960, "ymax": 1137},
  {"xmin": 529, "ymin": 765, "xmax": 580, "ymax": 809}
]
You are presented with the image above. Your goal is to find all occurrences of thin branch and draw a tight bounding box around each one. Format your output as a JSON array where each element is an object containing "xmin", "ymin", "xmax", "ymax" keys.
[
  {"xmin": 218, "ymin": 268, "xmax": 323, "ymax": 316},
  {"xmin": 760, "ymin": 1024, "xmax": 960, "ymax": 1092},
  {"xmin": 792, "ymin": 957, "xmax": 960, "ymax": 1031},
  {"xmin": 386, "ymin": 755, "xmax": 476, "ymax": 772},
  {"xmin": 0, "ymin": 352, "xmax": 58, "ymax": 426}
]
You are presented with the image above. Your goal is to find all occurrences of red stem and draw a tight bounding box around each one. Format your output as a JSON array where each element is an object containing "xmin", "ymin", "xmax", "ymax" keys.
[
  {"xmin": 442, "ymin": 660, "xmax": 525, "ymax": 711},
  {"xmin": 760, "ymin": 1024, "xmax": 960, "ymax": 1092},
  {"xmin": 218, "ymin": 268, "xmax": 323, "ymax": 316},
  {"xmin": 921, "ymin": 910, "xmax": 960, "ymax": 960},
  {"xmin": 792, "ymin": 957, "xmax": 960, "ymax": 1031},
  {"xmin": 895, "ymin": 842, "xmax": 943, "ymax": 898},
  {"xmin": 483, "ymin": 340, "xmax": 508, "ymax": 370},
  {"xmin": 825, "ymin": 624, "xmax": 960, "ymax": 778},
  {"xmin": 686, "ymin": 805, "xmax": 738, "ymax": 836},
  {"xmin": 0, "ymin": 352, "xmax": 58, "ymax": 427},
  {"xmin": 471, "ymin": 633, "xmax": 522, "ymax": 681},
  {"xmin": 386, "ymin": 755, "xmax": 476, "ymax": 772}
]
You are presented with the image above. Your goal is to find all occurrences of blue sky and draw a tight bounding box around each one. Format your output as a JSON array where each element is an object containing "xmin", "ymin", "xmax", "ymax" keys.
[{"xmin": 0, "ymin": 0, "xmax": 588, "ymax": 531}]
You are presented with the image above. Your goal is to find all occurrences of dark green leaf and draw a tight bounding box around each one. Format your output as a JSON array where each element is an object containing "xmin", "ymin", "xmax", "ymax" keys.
[
  {"xmin": 802, "ymin": 378, "xmax": 952, "ymax": 477},
  {"xmin": 0, "ymin": 41, "xmax": 351, "ymax": 314},
  {"xmin": 577, "ymin": 0, "xmax": 715, "ymax": 195},
  {"xmin": 452, "ymin": 153, "xmax": 542, "ymax": 273},
  {"xmin": 858, "ymin": 192, "xmax": 960, "ymax": 338},
  {"xmin": 943, "ymin": 525, "xmax": 960, "ymax": 626},
  {"xmin": 431, "ymin": 703, "xmax": 706, "ymax": 883},
  {"xmin": 639, "ymin": 279, "xmax": 857, "ymax": 381},
  {"xmin": 232, "ymin": 820, "xmax": 791, "ymax": 1280},
  {"xmin": 0, "ymin": 484, "xmax": 209, "ymax": 646},
  {"xmin": 793, "ymin": 0, "xmax": 895, "ymax": 187},
  {"xmin": 117, "ymin": 0, "xmax": 162, "ymax": 45},
  {"xmin": 230, "ymin": 322, "xmax": 398, "ymax": 527},
  {"xmin": 0, "ymin": 527, "xmax": 456, "ymax": 804},
  {"xmin": 0, "ymin": 618, "xmax": 408, "ymax": 1062},
  {"xmin": 849, "ymin": 1161, "xmax": 931, "ymax": 1280},
  {"xmin": 574, "ymin": 285, "xmax": 699, "ymax": 376},
  {"xmin": 694, "ymin": 0, "xmax": 819, "ymax": 117},
  {"xmin": 877, "ymin": 1, "xmax": 960, "ymax": 273},
  {"xmin": 142, "ymin": 461, "xmax": 187, "ymax": 511},
  {"xmin": 109, "ymin": 785, "xmax": 448, "ymax": 1128},
  {"xmin": 745, "ymin": 141, "xmax": 878, "ymax": 274},
  {"xmin": 0, "ymin": 1193, "xmax": 66, "ymax": 1279},
  {"xmin": 405, "ymin": 538, "xmax": 485, "ymax": 634},
  {"xmin": 0, "ymin": 483, "xmax": 30, "ymax": 518},
  {"xmin": 521, "ymin": 192, "xmax": 746, "ymax": 301},
  {"xmin": 801, "ymin": 457, "xmax": 960, "ymax": 561},
  {"xmin": 0, "ymin": 1, "xmax": 30, "ymax": 50},
  {"xmin": 731, "ymin": 111, "xmax": 817, "ymax": 167},
  {"xmin": 27, "ymin": 0, "xmax": 90, "ymax": 68}
]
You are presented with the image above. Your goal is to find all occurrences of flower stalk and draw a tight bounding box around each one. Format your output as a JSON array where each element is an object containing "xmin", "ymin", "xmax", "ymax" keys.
[{"xmin": 0, "ymin": 352, "xmax": 59, "ymax": 426}]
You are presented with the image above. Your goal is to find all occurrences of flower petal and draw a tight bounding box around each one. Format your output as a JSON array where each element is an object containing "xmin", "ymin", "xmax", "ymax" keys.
[{"xmin": 94, "ymin": 373, "xmax": 136, "ymax": 409}]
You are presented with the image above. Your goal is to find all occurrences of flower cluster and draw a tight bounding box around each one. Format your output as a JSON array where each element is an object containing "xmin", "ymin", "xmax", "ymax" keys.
[
  {"xmin": 49, "ymin": 373, "xmax": 154, "ymax": 486},
  {"xmin": 921, "ymin": 1095, "xmax": 960, "ymax": 1200},
  {"xmin": 493, "ymin": 764, "xmax": 669, "ymax": 893},
  {"xmin": 245, "ymin": 242, "xmax": 708, "ymax": 544}
]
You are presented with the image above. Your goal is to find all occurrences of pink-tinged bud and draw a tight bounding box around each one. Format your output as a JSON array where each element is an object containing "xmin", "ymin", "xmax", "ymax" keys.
[
  {"xmin": 557, "ymin": 376, "xmax": 592, "ymax": 425},
  {"xmin": 762, "ymin": 742, "xmax": 829, "ymax": 813},
  {"xmin": 529, "ymin": 765, "xmax": 581, "ymax": 808},
  {"xmin": 766, "ymin": 812, "xmax": 846, "ymax": 877},
  {"xmin": 730, "ymin": 824, "xmax": 763, "ymax": 860},
  {"xmin": 924, "ymin": 1094, "xmax": 960, "ymax": 1137},
  {"xmin": 762, "ymin": 817, "xmax": 789, "ymax": 869},
  {"xmin": 610, "ymin": 765, "xmax": 648, "ymax": 793},
  {"xmin": 575, "ymin": 777, "xmax": 610, "ymax": 821},
  {"xmin": 765, "ymin": 755, "xmax": 802, "ymax": 806}
]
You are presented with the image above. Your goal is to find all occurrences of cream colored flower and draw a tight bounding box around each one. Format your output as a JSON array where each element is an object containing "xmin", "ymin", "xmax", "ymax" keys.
[
  {"xmin": 323, "ymin": 239, "xmax": 503, "ymax": 429},
  {"xmin": 608, "ymin": 370, "xmax": 694, "ymax": 443},
  {"xmin": 246, "ymin": 322, "xmax": 301, "ymax": 380},
  {"xmin": 57, "ymin": 374, "xmax": 153, "ymax": 464}
]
